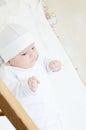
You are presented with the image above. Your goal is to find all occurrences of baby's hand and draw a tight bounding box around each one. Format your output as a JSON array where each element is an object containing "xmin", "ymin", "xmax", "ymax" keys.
[
  {"xmin": 49, "ymin": 60, "xmax": 61, "ymax": 72},
  {"xmin": 28, "ymin": 76, "xmax": 40, "ymax": 92}
]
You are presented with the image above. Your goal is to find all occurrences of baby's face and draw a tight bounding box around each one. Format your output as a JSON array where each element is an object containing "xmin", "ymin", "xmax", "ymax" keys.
[{"xmin": 8, "ymin": 43, "xmax": 39, "ymax": 69}]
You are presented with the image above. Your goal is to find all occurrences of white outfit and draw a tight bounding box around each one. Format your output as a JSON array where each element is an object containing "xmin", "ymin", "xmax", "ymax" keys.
[{"xmin": 3, "ymin": 55, "xmax": 62, "ymax": 130}]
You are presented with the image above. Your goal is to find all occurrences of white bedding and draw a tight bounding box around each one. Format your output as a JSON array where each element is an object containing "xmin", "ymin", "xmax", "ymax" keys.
[{"xmin": 0, "ymin": 0, "xmax": 86, "ymax": 130}]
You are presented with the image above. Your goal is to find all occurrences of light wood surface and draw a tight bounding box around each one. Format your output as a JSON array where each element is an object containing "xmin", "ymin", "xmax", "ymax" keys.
[{"xmin": 0, "ymin": 79, "xmax": 39, "ymax": 130}]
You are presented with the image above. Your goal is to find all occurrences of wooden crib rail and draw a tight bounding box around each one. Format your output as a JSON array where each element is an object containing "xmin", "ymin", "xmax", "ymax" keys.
[
  {"xmin": 0, "ymin": 109, "xmax": 4, "ymax": 116},
  {"xmin": 0, "ymin": 79, "xmax": 39, "ymax": 130}
]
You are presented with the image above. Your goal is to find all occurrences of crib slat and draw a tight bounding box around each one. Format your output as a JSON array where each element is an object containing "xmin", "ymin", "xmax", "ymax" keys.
[{"xmin": 0, "ymin": 79, "xmax": 39, "ymax": 130}]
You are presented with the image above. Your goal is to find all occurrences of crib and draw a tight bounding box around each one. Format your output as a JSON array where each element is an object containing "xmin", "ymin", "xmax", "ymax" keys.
[
  {"xmin": 0, "ymin": 80, "xmax": 38, "ymax": 130},
  {"xmin": 0, "ymin": 0, "xmax": 86, "ymax": 130}
]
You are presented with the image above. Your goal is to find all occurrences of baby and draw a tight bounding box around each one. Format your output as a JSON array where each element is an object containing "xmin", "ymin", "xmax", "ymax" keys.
[
  {"xmin": 0, "ymin": 23, "xmax": 62, "ymax": 130},
  {"xmin": 8, "ymin": 42, "xmax": 61, "ymax": 92}
]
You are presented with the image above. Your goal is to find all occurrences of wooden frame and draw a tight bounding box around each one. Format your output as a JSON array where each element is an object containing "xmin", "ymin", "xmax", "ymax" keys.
[{"xmin": 0, "ymin": 80, "xmax": 39, "ymax": 130}]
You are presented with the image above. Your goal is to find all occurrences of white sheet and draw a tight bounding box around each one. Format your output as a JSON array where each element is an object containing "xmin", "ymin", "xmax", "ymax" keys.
[{"xmin": 0, "ymin": 0, "xmax": 86, "ymax": 130}]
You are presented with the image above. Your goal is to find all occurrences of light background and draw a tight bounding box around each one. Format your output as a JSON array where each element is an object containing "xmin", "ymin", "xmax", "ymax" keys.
[{"xmin": 45, "ymin": 0, "xmax": 86, "ymax": 84}]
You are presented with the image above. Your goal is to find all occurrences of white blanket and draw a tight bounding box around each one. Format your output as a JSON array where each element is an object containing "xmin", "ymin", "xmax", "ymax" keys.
[{"xmin": 0, "ymin": 0, "xmax": 86, "ymax": 130}]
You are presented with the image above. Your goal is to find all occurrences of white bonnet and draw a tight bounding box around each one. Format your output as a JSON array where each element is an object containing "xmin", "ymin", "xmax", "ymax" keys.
[{"xmin": 0, "ymin": 23, "xmax": 35, "ymax": 64}]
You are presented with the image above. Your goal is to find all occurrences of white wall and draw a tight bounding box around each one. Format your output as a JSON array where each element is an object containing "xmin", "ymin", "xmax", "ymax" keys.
[{"xmin": 46, "ymin": 0, "xmax": 86, "ymax": 83}]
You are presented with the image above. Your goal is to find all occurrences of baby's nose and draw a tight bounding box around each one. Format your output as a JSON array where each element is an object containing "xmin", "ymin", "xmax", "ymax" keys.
[{"xmin": 29, "ymin": 53, "xmax": 33, "ymax": 58}]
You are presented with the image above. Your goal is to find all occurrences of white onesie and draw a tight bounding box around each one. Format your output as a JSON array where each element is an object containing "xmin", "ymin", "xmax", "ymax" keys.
[{"xmin": 3, "ymin": 55, "xmax": 62, "ymax": 130}]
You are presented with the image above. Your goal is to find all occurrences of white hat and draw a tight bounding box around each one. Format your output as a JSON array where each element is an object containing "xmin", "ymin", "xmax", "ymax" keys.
[{"xmin": 0, "ymin": 23, "xmax": 35, "ymax": 64}]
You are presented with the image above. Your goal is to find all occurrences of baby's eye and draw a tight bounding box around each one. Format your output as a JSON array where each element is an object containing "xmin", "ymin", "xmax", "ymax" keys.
[
  {"xmin": 22, "ymin": 53, "xmax": 26, "ymax": 56},
  {"xmin": 32, "ymin": 47, "xmax": 35, "ymax": 50}
]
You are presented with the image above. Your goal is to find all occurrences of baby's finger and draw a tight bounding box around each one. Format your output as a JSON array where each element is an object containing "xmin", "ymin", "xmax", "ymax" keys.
[
  {"xmin": 31, "ymin": 76, "xmax": 37, "ymax": 80},
  {"xmin": 37, "ymin": 80, "xmax": 40, "ymax": 84}
]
